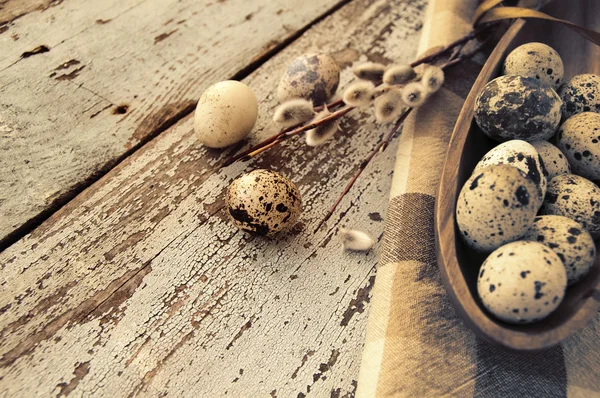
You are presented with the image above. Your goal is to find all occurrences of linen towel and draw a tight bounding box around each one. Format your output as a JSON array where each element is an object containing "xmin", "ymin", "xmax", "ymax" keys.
[{"xmin": 356, "ymin": 0, "xmax": 600, "ymax": 397}]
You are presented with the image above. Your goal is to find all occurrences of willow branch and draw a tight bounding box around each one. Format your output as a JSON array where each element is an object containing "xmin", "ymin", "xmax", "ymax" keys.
[{"xmin": 220, "ymin": 23, "xmax": 497, "ymax": 169}]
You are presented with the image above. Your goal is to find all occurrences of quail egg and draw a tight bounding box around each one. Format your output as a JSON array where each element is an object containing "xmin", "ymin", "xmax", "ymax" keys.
[
  {"xmin": 277, "ymin": 53, "xmax": 340, "ymax": 106},
  {"xmin": 474, "ymin": 75, "xmax": 562, "ymax": 142},
  {"xmin": 477, "ymin": 241, "xmax": 567, "ymax": 324},
  {"xmin": 540, "ymin": 174, "xmax": 600, "ymax": 239},
  {"xmin": 523, "ymin": 215, "xmax": 596, "ymax": 286},
  {"xmin": 503, "ymin": 42, "xmax": 564, "ymax": 89},
  {"xmin": 559, "ymin": 74, "xmax": 600, "ymax": 119},
  {"xmin": 226, "ymin": 169, "xmax": 302, "ymax": 236},
  {"xmin": 473, "ymin": 139, "xmax": 547, "ymax": 201},
  {"xmin": 456, "ymin": 164, "xmax": 541, "ymax": 252},
  {"xmin": 194, "ymin": 80, "xmax": 258, "ymax": 148},
  {"xmin": 531, "ymin": 140, "xmax": 571, "ymax": 179},
  {"xmin": 556, "ymin": 112, "xmax": 600, "ymax": 184}
]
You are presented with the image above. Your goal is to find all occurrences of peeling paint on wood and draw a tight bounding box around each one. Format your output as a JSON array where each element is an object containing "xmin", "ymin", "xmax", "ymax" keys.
[
  {"xmin": 56, "ymin": 361, "xmax": 91, "ymax": 397},
  {"xmin": 20, "ymin": 44, "xmax": 50, "ymax": 58},
  {"xmin": 0, "ymin": 0, "xmax": 425, "ymax": 395}
]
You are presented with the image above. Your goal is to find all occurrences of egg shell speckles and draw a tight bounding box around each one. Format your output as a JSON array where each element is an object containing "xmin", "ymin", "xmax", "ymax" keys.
[
  {"xmin": 194, "ymin": 80, "xmax": 258, "ymax": 148},
  {"xmin": 531, "ymin": 140, "xmax": 571, "ymax": 179},
  {"xmin": 503, "ymin": 42, "xmax": 564, "ymax": 89},
  {"xmin": 474, "ymin": 75, "xmax": 562, "ymax": 142},
  {"xmin": 456, "ymin": 165, "xmax": 540, "ymax": 252},
  {"xmin": 559, "ymin": 74, "xmax": 600, "ymax": 119},
  {"xmin": 226, "ymin": 169, "xmax": 302, "ymax": 237},
  {"xmin": 277, "ymin": 53, "xmax": 340, "ymax": 106},
  {"xmin": 540, "ymin": 174, "xmax": 600, "ymax": 239},
  {"xmin": 477, "ymin": 241, "xmax": 567, "ymax": 324},
  {"xmin": 556, "ymin": 112, "xmax": 600, "ymax": 184},
  {"xmin": 473, "ymin": 140, "xmax": 547, "ymax": 202},
  {"xmin": 523, "ymin": 215, "xmax": 596, "ymax": 286}
]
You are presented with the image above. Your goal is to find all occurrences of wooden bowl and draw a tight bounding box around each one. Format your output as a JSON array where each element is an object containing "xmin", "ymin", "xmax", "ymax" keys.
[{"xmin": 435, "ymin": 1, "xmax": 600, "ymax": 350}]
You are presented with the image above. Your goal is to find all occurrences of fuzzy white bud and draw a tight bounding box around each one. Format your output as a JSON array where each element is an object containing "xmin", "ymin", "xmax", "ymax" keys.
[
  {"xmin": 401, "ymin": 82, "xmax": 427, "ymax": 108},
  {"xmin": 273, "ymin": 99, "xmax": 315, "ymax": 128},
  {"xmin": 421, "ymin": 65, "xmax": 445, "ymax": 93},
  {"xmin": 352, "ymin": 62, "xmax": 386, "ymax": 82},
  {"xmin": 383, "ymin": 64, "xmax": 416, "ymax": 85},
  {"xmin": 340, "ymin": 228, "xmax": 375, "ymax": 251},
  {"xmin": 305, "ymin": 108, "xmax": 339, "ymax": 146},
  {"xmin": 343, "ymin": 81, "xmax": 375, "ymax": 108},
  {"xmin": 374, "ymin": 89, "xmax": 404, "ymax": 123}
]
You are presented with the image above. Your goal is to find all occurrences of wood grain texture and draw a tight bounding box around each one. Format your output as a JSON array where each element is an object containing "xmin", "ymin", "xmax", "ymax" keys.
[
  {"xmin": 0, "ymin": 0, "xmax": 347, "ymax": 247},
  {"xmin": 435, "ymin": 0, "xmax": 600, "ymax": 351},
  {"xmin": 0, "ymin": 0, "xmax": 426, "ymax": 395}
]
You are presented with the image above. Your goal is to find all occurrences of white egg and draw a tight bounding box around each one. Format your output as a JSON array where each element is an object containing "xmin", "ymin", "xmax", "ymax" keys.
[
  {"xmin": 540, "ymin": 174, "xmax": 600, "ymax": 239},
  {"xmin": 194, "ymin": 80, "xmax": 258, "ymax": 148},
  {"xmin": 474, "ymin": 140, "xmax": 547, "ymax": 202},
  {"xmin": 530, "ymin": 140, "xmax": 571, "ymax": 179},
  {"xmin": 226, "ymin": 169, "xmax": 302, "ymax": 237},
  {"xmin": 477, "ymin": 241, "xmax": 567, "ymax": 324},
  {"xmin": 456, "ymin": 164, "xmax": 540, "ymax": 252},
  {"xmin": 523, "ymin": 215, "xmax": 596, "ymax": 286},
  {"xmin": 556, "ymin": 112, "xmax": 600, "ymax": 184}
]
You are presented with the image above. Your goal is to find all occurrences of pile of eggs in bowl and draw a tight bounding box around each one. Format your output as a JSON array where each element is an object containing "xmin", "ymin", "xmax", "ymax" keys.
[{"xmin": 457, "ymin": 42, "xmax": 600, "ymax": 324}]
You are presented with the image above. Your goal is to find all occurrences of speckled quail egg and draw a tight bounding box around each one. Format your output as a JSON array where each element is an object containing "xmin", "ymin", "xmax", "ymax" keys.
[
  {"xmin": 226, "ymin": 169, "xmax": 302, "ymax": 237},
  {"xmin": 473, "ymin": 140, "xmax": 547, "ymax": 202},
  {"xmin": 559, "ymin": 74, "xmax": 600, "ymax": 119},
  {"xmin": 540, "ymin": 174, "xmax": 600, "ymax": 239},
  {"xmin": 503, "ymin": 42, "xmax": 564, "ymax": 89},
  {"xmin": 456, "ymin": 165, "xmax": 541, "ymax": 252},
  {"xmin": 523, "ymin": 215, "xmax": 596, "ymax": 286},
  {"xmin": 277, "ymin": 53, "xmax": 340, "ymax": 106},
  {"xmin": 477, "ymin": 241, "xmax": 567, "ymax": 324},
  {"xmin": 531, "ymin": 140, "xmax": 571, "ymax": 179},
  {"xmin": 194, "ymin": 80, "xmax": 258, "ymax": 148},
  {"xmin": 556, "ymin": 112, "xmax": 600, "ymax": 184},
  {"xmin": 474, "ymin": 75, "xmax": 562, "ymax": 141}
]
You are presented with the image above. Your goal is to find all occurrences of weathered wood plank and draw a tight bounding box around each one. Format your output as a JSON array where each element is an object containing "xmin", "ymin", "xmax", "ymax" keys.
[
  {"xmin": 0, "ymin": 0, "xmax": 60, "ymax": 26},
  {"xmin": 0, "ymin": 0, "xmax": 426, "ymax": 395},
  {"xmin": 0, "ymin": 0, "xmax": 346, "ymax": 246}
]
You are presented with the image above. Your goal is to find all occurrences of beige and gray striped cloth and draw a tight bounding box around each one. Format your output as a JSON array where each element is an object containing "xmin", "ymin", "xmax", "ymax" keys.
[{"xmin": 356, "ymin": 0, "xmax": 600, "ymax": 396}]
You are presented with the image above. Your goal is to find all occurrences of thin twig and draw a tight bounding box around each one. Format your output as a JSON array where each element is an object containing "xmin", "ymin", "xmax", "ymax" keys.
[
  {"xmin": 284, "ymin": 106, "xmax": 355, "ymax": 137},
  {"xmin": 448, "ymin": 42, "xmax": 466, "ymax": 62},
  {"xmin": 313, "ymin": 108, "xmax": 413, "ymax": 234},
  {"xmin": 220, "ymin": 126, "xmax": 292, "ymax": 167},
  {"xmin": 222, "ymin": 107, "xmax": 355, "ymax": 166},
  {"xmin": 442, "ymin": 36, "xmax": 490, "ymax": 69},
  {"xmin": 314, "ymin": 98, "xmax": 344, "ymax": 112},
  {"xmin": 246, "ymin": 139, "xmax": 283, "ymax": 158}
]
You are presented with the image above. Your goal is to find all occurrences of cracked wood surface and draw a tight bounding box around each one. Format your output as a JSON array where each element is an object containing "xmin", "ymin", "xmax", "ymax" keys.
[
  {"xmin": 0, "ymin": 0, "xmax": 346, "ymax": 246},
  {"xmin": 0, "ymin": 0, "xmax": 426, "ymax": 396}
]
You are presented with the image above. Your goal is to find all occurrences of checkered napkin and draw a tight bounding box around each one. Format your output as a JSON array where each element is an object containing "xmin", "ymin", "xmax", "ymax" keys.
[{"xmin": 356, "ymin": 0, "xmax": 600, "ymax": 396}]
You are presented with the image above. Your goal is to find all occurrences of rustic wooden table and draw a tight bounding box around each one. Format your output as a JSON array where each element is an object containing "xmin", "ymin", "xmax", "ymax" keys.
[{"xmin": 0, "ymin": 0, "xmax": 425, "ymax": 396}]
